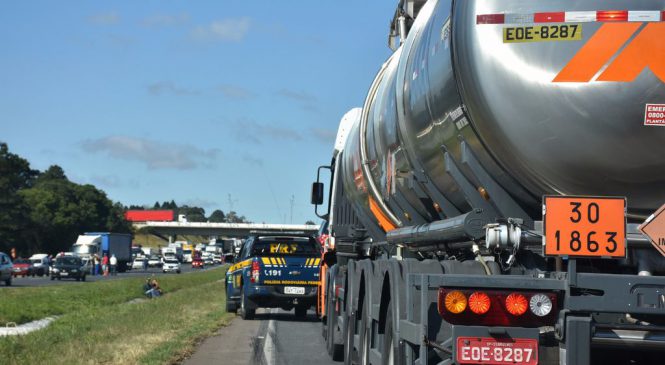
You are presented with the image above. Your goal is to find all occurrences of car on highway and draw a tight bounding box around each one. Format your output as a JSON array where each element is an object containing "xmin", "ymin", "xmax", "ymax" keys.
[
  {"xmin": 192, "ymin": 257, "xmax": 204, "ymax": 269},
  {"xmin": 225, "ymin": 234, "xmax": 322, "ymax": 319},
  {"xmin": 162, "ymin": 258, "xmax": 181, "ymax": 274},
  {"xmin": 148, "ymin": 255, "xmax": 162, "ymax": 268},
  {"xmin": 0, "ymin": 252, "xmax": 13, "ymax": 286},
  {"xmin": 51, "ymin": 256, "xmax": 87, "ymax": 281},
  {"xmin": 11, "ymin": 258, "xmax": 34, "ymax": 277},
  {"xmin": 29, "ymin": 253, "xmax": 49, "ymax": 277},
  {"xmin": 202, "ymin": 255, "xmax": 214, "ymax": 266},
  {"xmin": 132, "ymin": 257, "xmax": 147, "ymax": 270},
  {"xmin": 212, "ymin": 253, "xmax": 222, "ymax": 265}
]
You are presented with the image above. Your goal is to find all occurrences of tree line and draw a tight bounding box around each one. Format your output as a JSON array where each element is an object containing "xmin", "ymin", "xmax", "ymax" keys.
[{"xmin": 0, "ymin": 143, "xmax": 131, "ymax": 256}]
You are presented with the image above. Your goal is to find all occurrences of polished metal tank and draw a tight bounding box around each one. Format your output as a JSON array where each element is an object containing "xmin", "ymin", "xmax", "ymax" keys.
[{"xmin": 340, "ymin": 0, "xmax": 665, "ymax": 235}]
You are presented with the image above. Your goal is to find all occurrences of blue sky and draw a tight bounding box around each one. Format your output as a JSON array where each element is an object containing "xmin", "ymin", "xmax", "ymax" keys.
[{"xmin": 0, "ymin": 1, "xmax": 396, "ymax": 224}]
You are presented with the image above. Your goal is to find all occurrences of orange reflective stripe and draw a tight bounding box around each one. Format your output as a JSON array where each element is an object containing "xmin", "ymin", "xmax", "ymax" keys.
[
  {"xmin": 553, "ymin": 23, "xmax": 641, "ymax": 82},
  {"xmin": 368, "ymin": 197, "xmax": 397, "ymax": 232},
  {"xmin": 598, "ymin": 23, "xmax": 665, "ymax": 82}
]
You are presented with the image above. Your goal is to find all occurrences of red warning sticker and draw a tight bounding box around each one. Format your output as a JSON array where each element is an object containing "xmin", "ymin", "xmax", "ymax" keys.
[{"xmin": 645, "ymin": 104, "xmax": 665, "ymax": 126}]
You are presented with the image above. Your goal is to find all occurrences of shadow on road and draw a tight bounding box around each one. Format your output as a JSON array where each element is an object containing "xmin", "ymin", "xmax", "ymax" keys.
[{"xmin": 253, "ymin": 311, "xmax": 319, "ymax": 323}]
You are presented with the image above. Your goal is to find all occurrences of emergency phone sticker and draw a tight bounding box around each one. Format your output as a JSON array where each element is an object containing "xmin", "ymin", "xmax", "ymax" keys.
[{"xmin": 644, "ymin": 104, "xmax": 665, "ymax": 126}]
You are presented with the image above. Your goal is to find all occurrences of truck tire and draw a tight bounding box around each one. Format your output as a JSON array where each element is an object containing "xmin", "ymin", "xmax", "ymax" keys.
[
  {"xmin": 295, "ymin": 305, "xmax": 308, "ymax": 318},
  {"xmin": 82, "ymin": 275, "xmax": 86, "ymax": 282},
  {"xmin": 240, "ymin": 290, "xmax": 255, "ymax": 320},
  {"xmin": 382, "ymin": 301, "xmax": 399, "ymax": 365},
  {"xmin": 358, "ymin": 298, "xmax": 370, "ymax": 365},
  {"xmin": 327, "ymin": 283, "xmax": 343, "ymax": 361},
  {"xmin": 4, "ymin": 277, "xmax": 11, "ymax": 286},
  {"xmin": 343, "ymin": 307, "xmax": 354, "ymax": 365},
  {"xmin": 51, "ymin": 276, "xmax": 55, "ymax": 281}
]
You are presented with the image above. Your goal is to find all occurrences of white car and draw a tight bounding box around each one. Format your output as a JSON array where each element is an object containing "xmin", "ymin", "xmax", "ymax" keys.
[
  {"xmin": 162, "ymin": 258, "xmax": 181, "ymax": 274},
  {"xmin": 132, "ymin": 257, "xmax": 147, "ymax": 270}
]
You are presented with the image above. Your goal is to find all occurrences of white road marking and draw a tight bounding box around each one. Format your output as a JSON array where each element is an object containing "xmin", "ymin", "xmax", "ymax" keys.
[{"xmin": 262, "ymin": 308, "xmax": 278, "ymax": 365}]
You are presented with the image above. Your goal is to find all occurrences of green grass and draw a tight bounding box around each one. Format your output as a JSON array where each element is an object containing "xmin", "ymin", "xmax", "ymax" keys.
[{"xmin": 0, "ymin": 267, "xmax": 236, "ymax": 365}]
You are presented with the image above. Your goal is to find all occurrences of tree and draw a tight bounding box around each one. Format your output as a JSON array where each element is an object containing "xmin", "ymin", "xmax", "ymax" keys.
[
  {"xmin": 208, "ymin": 209, "xmax": 226, "ymax": 223},
  {"xmin": 0, "ymin": 143, "xmax": 37, "ymax": 253},
  {"xmin": 305, "ymin": 220, "xmax": 316, "ymax": 225},
  {"xmin": 178, "ymin": 206, "xmax": 206, "ymax": 222}
]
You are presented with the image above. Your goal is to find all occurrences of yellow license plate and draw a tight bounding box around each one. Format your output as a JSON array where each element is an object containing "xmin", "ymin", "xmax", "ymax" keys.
[{"xmin": 503, "ymin": 24, "xmax": 582, "ymax": 43}]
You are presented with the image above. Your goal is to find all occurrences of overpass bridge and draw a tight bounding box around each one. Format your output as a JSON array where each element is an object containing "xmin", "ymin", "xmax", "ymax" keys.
[{"xmin": 133, "ymin": 221, "xmax": 320, "ymax": 241}]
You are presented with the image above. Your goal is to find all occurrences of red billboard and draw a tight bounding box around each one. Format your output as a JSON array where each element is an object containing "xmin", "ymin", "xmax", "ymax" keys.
[{"xmin": 124, "ymin": 210, "xmax": 174, "ymax": 222}]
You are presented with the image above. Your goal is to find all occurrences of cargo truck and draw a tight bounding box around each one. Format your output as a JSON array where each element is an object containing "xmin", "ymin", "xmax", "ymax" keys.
[
  {"xmin": 311, "ymin": 1, "xmax": 665, "ymax": 364},
  {"xmin": 71, "ymin": 233, "xmax": 132, "ymax": 272}
]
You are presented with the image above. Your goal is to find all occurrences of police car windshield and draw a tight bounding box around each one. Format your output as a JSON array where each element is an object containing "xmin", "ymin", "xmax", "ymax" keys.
[{"xmin": 251, "ymin": 237, "xmax": 319, "ymax": 256}]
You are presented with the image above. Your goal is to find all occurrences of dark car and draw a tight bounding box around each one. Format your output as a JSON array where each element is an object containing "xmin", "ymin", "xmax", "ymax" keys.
[
  {"xmin": 51, "ymin": 256, "xmax": 87, "ymax": 281},
  {"xmin": 11, "ymin": 258, "xmax": 34, "ymax": 277}
]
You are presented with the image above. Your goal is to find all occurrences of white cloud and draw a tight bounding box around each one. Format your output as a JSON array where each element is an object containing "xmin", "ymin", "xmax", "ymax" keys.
[
  {"xmin": 217, "ymin": 84, "xmax": 256, "ymax": 100},
  {"xmin": 88, "ymin": 11, "xmax": 120, "ymax": 26},
  {"xmin": 81, "ymin": 136, "xmax": 219, "ymax": 170},
  {"xmin": 142, "ymin": 13, "xmax": 190, "ymax": 27},
  {"xmin": 233, "ymin": 118, "xmax": 302, "ymax": 144},
  {"xmin": 190, "ymin": 17, "xmax": 251, "ymax": 42},
  {"xmin": 310, "ymin": 128, "xmax": 336, "ymax": 143},
  {"xmin": 148, "ymin": 81, "xmax": 199, "ymax": 96}
]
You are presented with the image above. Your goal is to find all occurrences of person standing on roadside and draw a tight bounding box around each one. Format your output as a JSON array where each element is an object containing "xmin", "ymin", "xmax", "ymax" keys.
[
  {"xmin": 110, "ymin": 254, "xmax": 118, "ymax": 276},
  {"xmin": 93, "ymin": 255, "xmax": 100, "ymax": 276},
  {"xmin": 102, "ymin": 254, "xmax": 109, "ymax": 276}
]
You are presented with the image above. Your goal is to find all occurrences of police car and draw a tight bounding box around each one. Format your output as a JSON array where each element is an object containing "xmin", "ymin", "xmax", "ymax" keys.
[{"xmin": 225, "ymin": 235, "xmax": 321, "ymax": 319}]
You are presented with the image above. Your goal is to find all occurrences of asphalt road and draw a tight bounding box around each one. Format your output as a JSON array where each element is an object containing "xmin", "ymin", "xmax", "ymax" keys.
[
  {"xmin": 4, "ymin": 263, "xmax": 219, "ymax": 287},
  {"xmin": 184, "ymin": 308, "xmax": 338, "ymax": 365}
]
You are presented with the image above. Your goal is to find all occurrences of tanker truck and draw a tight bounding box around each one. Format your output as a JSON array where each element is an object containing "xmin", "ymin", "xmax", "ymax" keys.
[{"xmin": 311, "ymin": 1, "xmax": 665, "ymax": 364}]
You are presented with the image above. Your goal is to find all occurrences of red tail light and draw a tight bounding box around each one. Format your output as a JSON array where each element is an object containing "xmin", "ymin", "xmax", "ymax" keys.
[
  {"xmin": 250, "ymin": 260, "xmax": 260, "ymax": 283},
  {"xmin": 596, "ymin": 10, "xmax": 628, "ymax": 22},
  {"xmin": 437, "ymin": 288, "xmax": 558, "ymax": 327}
]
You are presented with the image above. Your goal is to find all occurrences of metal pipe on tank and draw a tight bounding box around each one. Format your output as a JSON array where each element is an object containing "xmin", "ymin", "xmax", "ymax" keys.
[{"xmin": 387, "ymin": 209, "xmax": 491, "ymax": 247}]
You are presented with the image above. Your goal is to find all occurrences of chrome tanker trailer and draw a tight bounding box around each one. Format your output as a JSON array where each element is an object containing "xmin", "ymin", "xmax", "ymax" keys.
[{"xmin": 312, "ymin": 0, "xmax": 665, "ymax": 364}]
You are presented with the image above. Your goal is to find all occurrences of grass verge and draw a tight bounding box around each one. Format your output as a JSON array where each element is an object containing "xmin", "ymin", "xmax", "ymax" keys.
[{"xmin": 0, "ymin": 267, "xmax": 235, "ymax": 364}]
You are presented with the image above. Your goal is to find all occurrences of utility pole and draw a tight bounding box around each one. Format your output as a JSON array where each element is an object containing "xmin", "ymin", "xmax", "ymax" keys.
[{"xmin": 290, "ymin": 194, "xmax": 295, "ymax": 224}]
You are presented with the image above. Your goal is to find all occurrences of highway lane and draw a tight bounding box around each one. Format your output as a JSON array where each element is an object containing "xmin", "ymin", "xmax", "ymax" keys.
[
  {"xmin": 3, "ymin": 263, "xmax": 220, "ymax": 287},
  {"xmin": 184, "ymin": 308, "xmax": 338, "ymax": 365}
]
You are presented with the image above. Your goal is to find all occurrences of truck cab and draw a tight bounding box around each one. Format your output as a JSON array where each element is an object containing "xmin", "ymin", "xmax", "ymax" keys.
[{"xmin": 225, "ymin": 234, "xmax": 322, "ymax": 319}]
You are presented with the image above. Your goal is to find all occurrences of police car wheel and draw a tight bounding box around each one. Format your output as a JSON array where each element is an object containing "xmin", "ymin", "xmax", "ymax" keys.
[{"xmin": 241, "ymin": 290, "xmax": 255, "ymax": 320}]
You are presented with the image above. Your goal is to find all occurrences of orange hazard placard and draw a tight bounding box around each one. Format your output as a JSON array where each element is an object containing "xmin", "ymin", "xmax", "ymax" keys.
[{"xmin": 543, "ymin": 196, "xmax": 626, "ymax": 258}]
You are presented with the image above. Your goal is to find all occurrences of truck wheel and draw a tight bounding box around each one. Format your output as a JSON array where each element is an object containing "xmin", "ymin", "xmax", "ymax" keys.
[
  {"xmin": 51, "ymin": 276, "xmax": 55, "ymax": 281},
  {"xmin": 4, "ymin": 277, "xmax": 11, "ymax": 286},
  {"xmin": 358, "ymin": 298, "xmax": 370, "ymax": 365},
  {"xmin": 82, "ymin": 275, "xmax": 86, "ymax": 282},
  {"xmin": 343, "ymin": 304, "xmax": 355, "ymax": 365},
  {"xmin": 240, "ymin": 290, "xmax": 255, "ymax": 320},
  {"xmin": 328, "ymin": 289, "xmax": 343, "ymax": 361},
  {"xmin": 382, "ymin": 301, "xmax": 399, "ymax": 365},
  {"xmin": 295, "ymin": 305, "xmax": 308, "ymax": 318}
]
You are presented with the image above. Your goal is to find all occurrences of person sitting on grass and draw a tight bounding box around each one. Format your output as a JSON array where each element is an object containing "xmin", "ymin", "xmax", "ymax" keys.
[{"xmin": 144, "ymin": 277, "xmax": 162, "ymax": 298}]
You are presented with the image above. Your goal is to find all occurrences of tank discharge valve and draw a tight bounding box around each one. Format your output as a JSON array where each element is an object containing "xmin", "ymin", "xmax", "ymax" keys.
[{"xmin": 485, "ymin": 219, "xmax": 522, "ymax": 251}]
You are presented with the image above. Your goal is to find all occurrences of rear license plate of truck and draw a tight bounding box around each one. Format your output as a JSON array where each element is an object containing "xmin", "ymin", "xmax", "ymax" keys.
[
  {"xmin": 456, "ymin": 337, "xmax": 537, "ymax": 365},
  {"xmin": 284, "ymin": 286, "xmax": 305, "ymax": 295}
]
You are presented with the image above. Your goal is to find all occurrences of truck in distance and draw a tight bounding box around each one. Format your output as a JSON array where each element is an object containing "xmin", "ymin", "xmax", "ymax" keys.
[{"xmin": 71, "ymin": 233, "xmax": 132, "ymax": 272}]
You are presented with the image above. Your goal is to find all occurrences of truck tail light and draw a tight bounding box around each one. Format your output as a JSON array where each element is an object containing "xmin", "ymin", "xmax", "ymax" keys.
[
  {"xmin": 251, "ymin": 260, "xmax": 260, "ymax": 283},
  {"xmin": 468, "ymin": 292, "xmax": 491, "ymax": 315},
  {"xmin": 437, "ymin": 288, "xmax": 558, "ymax": 327},
  {"xmin": 505, "ymin": 293, "xmax": 528, "ymax": 316}
]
